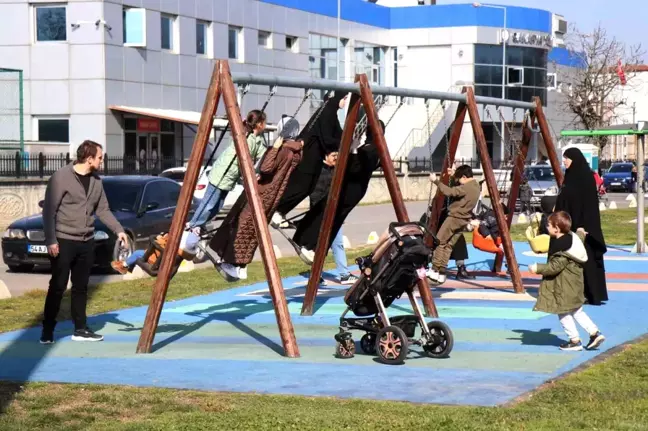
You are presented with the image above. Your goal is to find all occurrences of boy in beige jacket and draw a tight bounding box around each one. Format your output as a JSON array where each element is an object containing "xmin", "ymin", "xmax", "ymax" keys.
[{"xmin": 427, "ymin": 165, "xmax": 481, "ymax": 284}]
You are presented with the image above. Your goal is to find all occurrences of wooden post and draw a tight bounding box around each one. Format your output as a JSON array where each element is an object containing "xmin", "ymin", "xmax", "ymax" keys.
[
  {"xmin": 137, "ymin": 62, "xmax": 222, "ymax": 354},
  {"xmin": 220, "ymin": 63, "xmax": 300, "ymax": 357},
  {"xmin": 301, "ymin": 86, "xmax": 362, "ymax": 316},
  {"xmin": 534, "ymin": 97, "xmax": 564, "ymax": 187},
  {"xmin": 426, "ymin": 96, "xmax": 468, "ymax": 243},
  {"xmin": 359, "ymin": 75, "xmax": 438, "ymax": 318},
  {"xmin": 465, "ymin": 88, "xmax": 524, "ymax": 294},
  {"xmin": 493, "ymin": 113, "xmax": 534, "ymax": 272}
]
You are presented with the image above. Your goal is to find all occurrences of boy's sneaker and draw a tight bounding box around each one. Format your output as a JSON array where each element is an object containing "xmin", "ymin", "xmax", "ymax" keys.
[
  {"xmin": 586, "ymin": 332, "xmax": 605, "ymax": 350},
  {"xmin": 340, "ymin": 274, "xmax": 359, "ymax": 285},
  {"xmin": 71, "ymin": 328, "xmax": 104, "ymax": 342},
  {"xmin": 39, "ymin": 328, "xmax": 54, "ymax": 344},
  {"xmin": 559, "ymin": 340, "xmax": 583, "ymax": 351},
  {"xmin": 111, "ymin": 260, "xmax": 129, "ymax": 275},
  {"xmin": 426, "ymin": 269, "xmax": 446, "ymax": 284}
]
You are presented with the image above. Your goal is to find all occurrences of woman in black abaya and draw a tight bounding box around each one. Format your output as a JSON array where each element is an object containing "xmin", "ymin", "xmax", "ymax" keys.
[
  {"xmin": 293, "ymin": 120, "xmax": 384, "ymax": 252},
  {"xmin": 274, "ymin": 92, "xmax": 347, "ymax": 219},
  {"xmin": 554, "ymin": 147, "xmax": 608, "ymax": 305}
]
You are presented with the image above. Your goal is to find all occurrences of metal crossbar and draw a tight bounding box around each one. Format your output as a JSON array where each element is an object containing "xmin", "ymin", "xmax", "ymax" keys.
[{"xmin": 230, "ymin": 72, "xmax": 536, "ymax": 110}]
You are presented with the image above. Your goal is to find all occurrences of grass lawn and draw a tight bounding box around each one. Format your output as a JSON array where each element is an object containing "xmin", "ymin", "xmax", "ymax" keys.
[
  {"xmin": 0, "ymin": 208, "xmax": 646, "ymax": 429},
  {"xmin": 508, "ymin": 208, "xmax": 643, "ymax": 246}
]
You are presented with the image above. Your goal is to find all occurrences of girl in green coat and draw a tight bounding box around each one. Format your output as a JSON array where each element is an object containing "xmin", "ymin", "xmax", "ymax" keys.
[{"xmin": 529, "ymin": 211, "xmax": 605, "ymax": 352}]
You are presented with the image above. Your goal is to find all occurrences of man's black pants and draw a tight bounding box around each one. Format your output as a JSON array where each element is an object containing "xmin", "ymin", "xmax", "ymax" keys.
[{"xmin": 43, "ymin": 238, "xmax": 95, "ymax": 330}]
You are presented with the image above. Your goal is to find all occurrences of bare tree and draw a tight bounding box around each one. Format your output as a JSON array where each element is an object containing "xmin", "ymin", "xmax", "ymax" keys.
[{"xmin": 557, "ymin": 23, "xmax": 644, "ymax": 150}]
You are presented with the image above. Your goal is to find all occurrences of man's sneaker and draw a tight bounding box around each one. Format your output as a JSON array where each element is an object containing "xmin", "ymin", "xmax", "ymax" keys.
[
  {"xmin": 238, "ymin": 266, "xmax": 248, "ymax": 280},
  {"xmin": 40, "ymin": 328, "xmax": 54, "ymax": 344},
  {"xmin": 586, "ymin": 332, "xmax": 605, "ymax": 350},
  {"xmin": 299, "ymin": 248, "xmax": 315, "ymax": 265},
  {"xmin": 340, "ymin": 274, "xmax": 359, "ymax": 285},
  {"xmin": 71, "ymin": 328, "xmax": 104, "ymax": 342},
  {"xmin": 559, "ymin": 340, "xmax": 583, "ymax": 351}
]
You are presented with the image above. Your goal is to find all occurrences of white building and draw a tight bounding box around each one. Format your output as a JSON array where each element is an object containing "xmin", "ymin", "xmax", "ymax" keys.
[
  {"xmin": 0, "ymin": 0, "xmax": 577, "ymax": 170},
  {"xmin": 601, "ymin": 65, "xmax": 648, "ymax": 160}
]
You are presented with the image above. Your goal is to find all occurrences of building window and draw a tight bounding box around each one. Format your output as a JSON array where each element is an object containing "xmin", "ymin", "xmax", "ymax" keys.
[
  {"xmin": 196, "ymin": 20, "xmax": 210, "ymax": 55},
  {"xmin": 34, "ymin": 4, "xmax": 67, "ymax": 42},
  {"xmin": 36, "ymin": 118, "xmax": 69, "ymax": 142},
  {"xmin": 228, "ymin": 26, "xmax": 241, "ymax": 59},
  {"xmin": 258, "ymin": 30, "xmax": 271, "ymax": 48},
  {"xmin": 286, "ymin": 36, "xmax": 298, "ymax": 52},
  {"xmin": 161, "ymin": 14, "xmax": 176, "ymax": 51},
  {"xmin": 123, "ymin": 7, "xmax": 146, "ymax": 47},
  {"xmin": 474, "ymin": 44, "xmax": 548, "ymax": 104},
  {"xmin": 352, "ymin": 42, "xmax": 386, "ymax": 85}
]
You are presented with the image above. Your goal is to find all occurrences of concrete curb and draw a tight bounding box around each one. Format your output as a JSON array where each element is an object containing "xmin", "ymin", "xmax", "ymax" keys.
[
  {"xmin": 0, "ymin": 280, "xmax": 11, "ymax": 299},
  {"xmin": 367, "ymin": 231, "xmax": 379, "ymax": 245},
  {"xmin": 343, "ymin": 236, "xmax": 351, "ymax": 249}
]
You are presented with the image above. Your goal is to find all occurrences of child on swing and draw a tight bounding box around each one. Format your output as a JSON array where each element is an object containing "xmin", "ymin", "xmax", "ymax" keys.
[
  {"xmin": 186, "ymin": 110, "xmax": 268, "ymax": 233},
  {"xmin": 529, "ymin": 211, "xmax": 605, "ymax": 351},
  {"xmin": 110, "ymin": 231, "xmax": 200, "ymax": 275},
  {"xmin": 469, "ymin": 201, "xmax": 510, "ymax": 250},
  {"xmin": 426, "ymin": 165, "xmax": 481, "ymax": 284}
]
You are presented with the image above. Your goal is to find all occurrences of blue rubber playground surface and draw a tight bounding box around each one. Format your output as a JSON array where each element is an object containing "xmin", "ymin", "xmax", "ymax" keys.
[{"xmin": 1, "ymin": 242, "xmax": 647, "ymax": 406}]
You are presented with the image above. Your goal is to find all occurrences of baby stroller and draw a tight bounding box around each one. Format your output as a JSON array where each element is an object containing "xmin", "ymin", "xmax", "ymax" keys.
[{"xmin": 334, "ymin": 222, "xmax": 454, "ymax": 365}]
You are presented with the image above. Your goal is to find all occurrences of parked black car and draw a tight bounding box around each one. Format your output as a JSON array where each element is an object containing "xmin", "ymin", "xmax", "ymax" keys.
[{"xmin": 1, "ymin": 176, "xmax": 197, "ymax": 273}]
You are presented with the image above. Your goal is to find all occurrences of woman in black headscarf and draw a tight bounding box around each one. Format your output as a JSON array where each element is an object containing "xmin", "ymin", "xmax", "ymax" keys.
[
  {"xmin": 554, "ymin": 147, "xmax": 608, "ymax": 305},
  {"xmin": 293, "ymin": 120, "xmax": 384, "ymax": 253},
  {"xmin": 273, "ymin": 92, "xmax": 348, "ymax": 219}
]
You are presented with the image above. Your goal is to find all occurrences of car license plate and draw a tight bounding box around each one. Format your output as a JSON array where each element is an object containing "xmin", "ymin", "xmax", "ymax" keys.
[
  {"xmin": 611, "ymin": 182, "xmax": 621, "ymax": 186},
  {"xmin": 28, "ymin": 244, "xmax": 48, "ymax": 254}
]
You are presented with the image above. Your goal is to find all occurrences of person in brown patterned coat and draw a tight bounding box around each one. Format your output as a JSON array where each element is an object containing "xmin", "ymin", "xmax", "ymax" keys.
[{"xmin": 209, "ymin": 116, "xmax": 303, "ymax": 281}]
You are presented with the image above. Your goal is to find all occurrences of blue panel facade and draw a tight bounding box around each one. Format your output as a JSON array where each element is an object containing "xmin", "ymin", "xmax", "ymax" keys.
[
  {"xmin": 260, "ymin": 0, "xmax": 552, "ymax": 32},
  {"xmin": 549, "ymin": 47, "xmax": 586, "ymax": 68}
]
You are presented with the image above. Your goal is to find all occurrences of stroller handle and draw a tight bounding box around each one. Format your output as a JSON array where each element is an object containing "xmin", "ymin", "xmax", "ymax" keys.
[{"xmin": 388, "ymin": 221, "xmax": 429, "ymax": 239}]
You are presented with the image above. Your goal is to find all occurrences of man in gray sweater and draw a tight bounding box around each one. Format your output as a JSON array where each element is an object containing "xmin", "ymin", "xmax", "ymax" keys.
[{"xmin": 41, "ymin": 140, "xmax": 127, "ymax": 344}]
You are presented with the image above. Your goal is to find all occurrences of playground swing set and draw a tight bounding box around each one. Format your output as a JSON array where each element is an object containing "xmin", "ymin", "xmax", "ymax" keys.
[{"xmin": 133, "ymin": 59, "xmax": 564, "ymax": 361}]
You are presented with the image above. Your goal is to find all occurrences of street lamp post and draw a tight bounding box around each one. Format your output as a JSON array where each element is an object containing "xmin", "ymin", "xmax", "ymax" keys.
[
  {"xmin": 473, "ymin": 2, "xmax": 507, "ymax": 165},
  {"xmin": 337, "ymin": 0, "xmax": 341, "ymax": 82}
]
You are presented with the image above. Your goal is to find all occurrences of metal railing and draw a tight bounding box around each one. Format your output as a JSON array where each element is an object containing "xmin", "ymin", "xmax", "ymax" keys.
[{"xmin": 0, "ymin": 152, "xmax": 184, "ymax": 178}]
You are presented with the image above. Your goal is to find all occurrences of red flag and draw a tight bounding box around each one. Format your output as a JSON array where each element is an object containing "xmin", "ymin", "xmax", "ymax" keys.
[{"xmin": 616, "ymin": 59, "xmax": 627, "ymax": 85}]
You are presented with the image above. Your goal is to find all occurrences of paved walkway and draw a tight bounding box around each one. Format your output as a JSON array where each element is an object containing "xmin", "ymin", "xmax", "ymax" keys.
[{"xmin": 0, "ymin": 242, "xmax": 647, "ymax": 406}]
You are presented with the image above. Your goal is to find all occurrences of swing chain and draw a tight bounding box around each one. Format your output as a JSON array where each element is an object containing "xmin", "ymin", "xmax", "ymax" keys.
[
  {"xmin": 292, "ymin": 89, "xmax": 313, "ymax": 119},
  {"xmin": 384, "ymin": 96, "xmax": 405, "ymax": 128}
]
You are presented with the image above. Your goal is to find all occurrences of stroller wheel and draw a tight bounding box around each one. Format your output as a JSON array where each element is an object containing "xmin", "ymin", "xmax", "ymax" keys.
[
  {"xmin": 423, "ymin": 321, "xmax": 454, "ymax": 359},
  {"xmin": 376, "ymin": 326, "xmax": 408, "ymax": 365},
  {"xmin": 335, "ymin": 339, "xmax": 356, "ymax": 359},
  {"xmin": 360, "ymin": 333, "xmax": 376, "ymax": 355}
]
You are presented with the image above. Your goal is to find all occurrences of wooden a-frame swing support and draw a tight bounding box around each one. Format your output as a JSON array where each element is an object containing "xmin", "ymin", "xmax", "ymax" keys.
[
  {"xmin": 136, "ymin": 60, "xmax": 300, "ymax": 357},
  {"xmin": 426, "ymin": 94, "xmax": 564, "ymax": 293}
]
